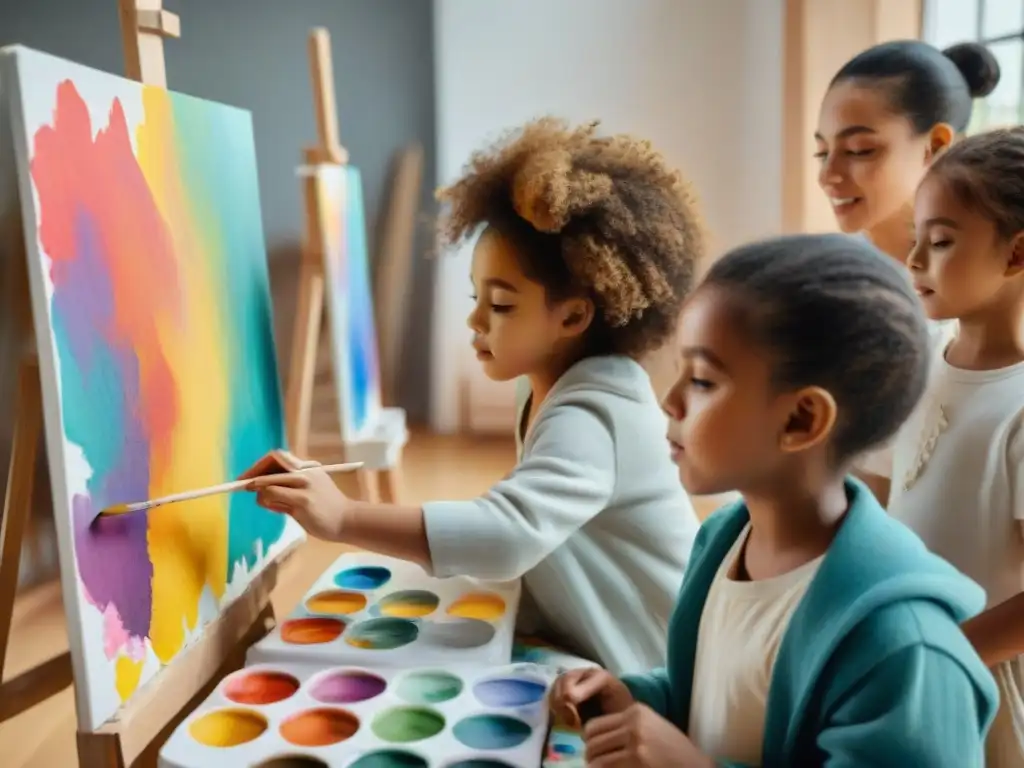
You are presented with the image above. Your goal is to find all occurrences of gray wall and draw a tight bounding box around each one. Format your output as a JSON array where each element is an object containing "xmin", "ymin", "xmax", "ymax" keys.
[{"xmin": 0, "ymin": 0, "xmax": 438, "ymax": 422}]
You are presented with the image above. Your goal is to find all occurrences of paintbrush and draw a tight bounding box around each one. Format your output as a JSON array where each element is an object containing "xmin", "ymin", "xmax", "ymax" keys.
[{"xmin": 96, "ymin": 462, "xmax": 364, "ymax": 518}]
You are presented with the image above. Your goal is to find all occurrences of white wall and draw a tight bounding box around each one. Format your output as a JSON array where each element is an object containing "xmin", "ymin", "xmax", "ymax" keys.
[{"xmin": 431, "ymin": 0, "xmax": 784, "ymax": 432}]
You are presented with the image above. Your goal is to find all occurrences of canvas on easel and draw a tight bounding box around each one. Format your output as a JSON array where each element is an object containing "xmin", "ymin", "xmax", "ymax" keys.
[
  {"xmin": 316, "ymin": 164, "xmax": 384, "ymax": 444},
  {"xmin": 0, "ymin": 45, "xmax": 305, "ymax": 732}
]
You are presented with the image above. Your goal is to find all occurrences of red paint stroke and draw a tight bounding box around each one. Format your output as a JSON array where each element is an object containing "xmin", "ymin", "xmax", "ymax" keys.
[{"xmin": 31, "ymin": 80, "xmax": 181, "ymax": 453}]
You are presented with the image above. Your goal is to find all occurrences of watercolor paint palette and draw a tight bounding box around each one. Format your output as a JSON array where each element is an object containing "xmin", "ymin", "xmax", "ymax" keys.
[
  {"xmin": 247, "ymin": 554, "xmax": 521, "ymax": 671},
  {"xmin": 159, "ymin": 662, "xmax": 552, "ymax": 768}
]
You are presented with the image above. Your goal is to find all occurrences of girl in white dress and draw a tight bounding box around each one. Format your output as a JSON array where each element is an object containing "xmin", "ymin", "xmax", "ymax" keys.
[{"xmin": 886, "ymin": 127, "xmax": 1024, "ymax": 767}]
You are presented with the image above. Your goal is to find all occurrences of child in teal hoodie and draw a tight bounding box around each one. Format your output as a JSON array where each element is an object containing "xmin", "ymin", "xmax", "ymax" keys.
[{"xmin": 551, "ymin": 234, "xmax": 997, "ymax": 767}]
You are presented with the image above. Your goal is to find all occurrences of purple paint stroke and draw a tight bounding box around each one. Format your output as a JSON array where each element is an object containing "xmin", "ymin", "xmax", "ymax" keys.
[{"xmin": 56, "ymin": 207, "xmax": 153, "ymax": 642}]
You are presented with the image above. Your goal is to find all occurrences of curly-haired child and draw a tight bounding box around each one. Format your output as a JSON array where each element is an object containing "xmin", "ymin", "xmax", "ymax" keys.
[{"xmin": 240, "ymin": 118, "xmax": 705, "ymax": 674}]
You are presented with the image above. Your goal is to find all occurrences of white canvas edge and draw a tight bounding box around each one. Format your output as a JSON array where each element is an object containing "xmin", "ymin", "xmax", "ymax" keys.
[{"xmin": 0, "ymin": 44, "xmax": 104, "ymax": 732}]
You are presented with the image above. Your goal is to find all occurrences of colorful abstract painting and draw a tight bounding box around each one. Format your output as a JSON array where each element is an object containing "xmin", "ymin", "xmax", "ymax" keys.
[
  {"xmin": 316, "ymin": 165, "xmax": 382, "ymax": 442},
  {"xmin": 1, "ymin": 47, "xmax": 304, "ymax": 730}
]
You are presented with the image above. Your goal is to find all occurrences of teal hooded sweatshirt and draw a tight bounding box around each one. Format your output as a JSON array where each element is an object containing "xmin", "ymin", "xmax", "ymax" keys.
[{"xmin": 622, "ymin": 478, "xmax": 998, "ymax": 767}]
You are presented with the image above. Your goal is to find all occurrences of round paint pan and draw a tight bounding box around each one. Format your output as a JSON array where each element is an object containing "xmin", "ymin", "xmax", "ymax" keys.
[
  {"xmin": 254, "ymin": 757, "xmax": 329, "ymax": 768},
  {"xmin": 472, "ymin": 674, "xmax": 547, "ymax": 708},
  {"xmin": 189, "ymin": 708, "xmax": 267, "ymax": 748},
  {"xmin": 348, "ymin": 750, "xmax": 428, "ymax": 768},
  {"xmin": 418, "ymin": 618, "xmax": 495, "ymax": 649},
  {"xmin": 279, "ymin": 707, "xmax": 360, "ymax": 747},
  {"xmin": 334, "ymin": 565, "xmax": 392, "ymax": 590},
  {"xmin": 223, "ymin": 669, "xmax": 300, "ymax": 706},
  {"xmin": 304, "ymin": 589, "xmax": 368, "ymax": 615},
  {"xmin": 378, "ymin": 590, "xmax": 440, "ymax": 618},
  {"xmin": 452, "ymin": 714, "xmax": 532, "ymax": 750},
  {"xmin": 308, "ymin": 668, "xmax": 387, "ymax": 704},
  {"xmin": 394, "ymin": 669, "xmax": 464, "ymax": 705},
  {"xmin": 446, "ymin": 592, "xmax": 506, "ymax": 621},
  {"xmin": 280, "ymin": 617, "xmax": 345, "ymax": 645},
  {"xmin": 371, "ymin": 706, "xmax": 446, "ymax": 743},
  {"xmin": 345, "ymin": 617, "xmax": 419, "ymax": 650}
]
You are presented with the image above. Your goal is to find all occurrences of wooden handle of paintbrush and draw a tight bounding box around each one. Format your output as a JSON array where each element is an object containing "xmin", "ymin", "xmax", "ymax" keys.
[{"xmin": 98, "ymin": 461, "xmax": 363, "ymax": 517}]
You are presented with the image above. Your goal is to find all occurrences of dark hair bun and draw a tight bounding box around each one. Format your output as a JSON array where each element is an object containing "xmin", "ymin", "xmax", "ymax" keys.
[{"xmin": 943, "ymin": 42, "xmax": 1001, "ymax": 98}]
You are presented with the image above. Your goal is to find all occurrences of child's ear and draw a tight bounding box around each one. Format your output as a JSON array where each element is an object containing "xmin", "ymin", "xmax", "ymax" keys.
[
  {"xmin": 560, "ymin": 297, "xmax": 594, "ymax": 337},
  {"xmin": 1006, "ymin": 232, "xmax": 1024, "ymax": 276},
  {"xmin": 926, "ymin": 123, "xmax": 955, "ymax": 160},
  {"xmin": 780, "ymin": 386, "xmax": 837, "ymax": 454}
]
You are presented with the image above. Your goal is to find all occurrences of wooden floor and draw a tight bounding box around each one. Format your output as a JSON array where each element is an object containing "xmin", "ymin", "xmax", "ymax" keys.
[{"xmin": 0, "ymin": 431, "xmax": 720, "ymax": 767}]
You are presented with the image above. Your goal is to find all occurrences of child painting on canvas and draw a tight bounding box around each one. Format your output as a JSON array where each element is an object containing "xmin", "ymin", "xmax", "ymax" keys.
[
  {"xmin": 551, "ymin": 234, "xmax": 997, "ymax": 767},
  {"xmin": 241, "ymin": 118, "xmax": 704, "ymax": 676},
  {"xmin": 862, "ymin": 127, "xmax": 1024, "ymax": 768}
]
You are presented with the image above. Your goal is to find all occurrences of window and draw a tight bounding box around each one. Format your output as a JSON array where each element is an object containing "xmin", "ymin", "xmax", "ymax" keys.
[{"xmin": 923, "ymin": 0, "xmax": 1024, "ymax": 131}]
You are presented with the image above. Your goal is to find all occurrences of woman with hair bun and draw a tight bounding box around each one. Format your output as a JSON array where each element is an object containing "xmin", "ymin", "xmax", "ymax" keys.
[
  {"xmin": 814, "ymin": 40, "xmax": 1000, "ymax": 504},
  {"xmin": 817, "ymin": 39, "xmax": 1000, "ymax": 261}
]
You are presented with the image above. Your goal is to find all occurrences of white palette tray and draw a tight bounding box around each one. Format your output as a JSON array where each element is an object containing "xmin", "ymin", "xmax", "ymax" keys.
[
  {"xmin": 247, "ymin": 553, "xmax": 521, "ymax": 671},
  {"xmin": 158, "ymin": 662, "xmax": 552, "ymax": 768}
]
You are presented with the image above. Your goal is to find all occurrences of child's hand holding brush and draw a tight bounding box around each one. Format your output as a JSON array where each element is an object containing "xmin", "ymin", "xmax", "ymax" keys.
[{"xmin": 240, "ymin": 449, "xmax": 353, "ymax": 541}]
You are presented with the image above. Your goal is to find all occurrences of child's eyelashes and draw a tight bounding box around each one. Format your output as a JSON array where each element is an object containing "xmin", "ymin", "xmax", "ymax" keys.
[
  {"xmin": 908, "ymin": 238, "xmax": 952, "ymax": 251},
  {"xmin": 811, "ymin": 148, "xmax": 876, "ymax": 160},
  {"xmin": 468, "ymin": 294, "xmax": 514, "ymax": 314},
  {"xmin": 689, "ymin": 377, "xmax": 715, "ymax": 391}
]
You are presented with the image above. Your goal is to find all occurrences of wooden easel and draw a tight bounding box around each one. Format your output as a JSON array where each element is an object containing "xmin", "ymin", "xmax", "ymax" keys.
[
  {"xmin": 286, "ymin": 27, "xmax": 407, "ymax": 504},
  {"xmin": 0, "ymin": 3, "xmax": 299, "ymax": 765}
]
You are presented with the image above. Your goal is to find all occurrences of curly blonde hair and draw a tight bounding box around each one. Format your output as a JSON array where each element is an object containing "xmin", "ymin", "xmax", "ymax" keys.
[{"xmin": 437, "ymin": 118, "xmax": 704, "ymax": 356}]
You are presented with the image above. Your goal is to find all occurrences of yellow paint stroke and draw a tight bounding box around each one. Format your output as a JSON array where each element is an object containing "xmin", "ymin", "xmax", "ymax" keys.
[
  {"xmin": 115, "ymin": 656, "xmax": 144, "ymax": 702},
  {"xmin": 134, "ymin": 87, "xmax": 231, "ymax": 670},
  {"xmin": 318, "ymin": 171, "xmax": 345, "ymax": 271}
]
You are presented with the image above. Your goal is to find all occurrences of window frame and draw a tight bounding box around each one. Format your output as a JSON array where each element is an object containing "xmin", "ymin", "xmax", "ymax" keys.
[{"xmin": 923, "ymin": 0, "xmax": 1024, "ymax": 131}]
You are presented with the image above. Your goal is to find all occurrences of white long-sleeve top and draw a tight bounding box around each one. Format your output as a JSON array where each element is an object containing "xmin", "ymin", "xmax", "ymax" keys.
[{"xmin": 422, "ymin": 355, "xmax": 699, "ymax": 675}]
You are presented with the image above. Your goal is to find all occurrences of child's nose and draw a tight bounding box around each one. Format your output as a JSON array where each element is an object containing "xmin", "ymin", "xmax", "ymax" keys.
[
  {"xmin": 906, "ymin": 242, "xmax": 927, "ymax": 270},
  {"xmin": 466, "ymin": 304, "xmax": 485, "ymax": 332},
  {"xmin": 661, "ymin": 379, "xmax": 686, "ymax": 420}
]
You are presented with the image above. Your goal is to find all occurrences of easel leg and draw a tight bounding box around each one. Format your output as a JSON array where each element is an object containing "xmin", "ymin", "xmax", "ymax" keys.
[
  {"xmin": 0, "ymin": 358, "xmax": 42, "ymax": 680},
  {"xmin": 285, "ymin": 243, "xmax": 325, "ymax": 457},
  {"xmin": 77, "ymin": 730, "xmax": 125, "ymax": 768},
  {"xmin": 356, "ymin": 469, "xmax": 380, "ymax": 503},
  {"xmin": 378, "ymin": 465, "xmax": 402, "ymax": 504}
]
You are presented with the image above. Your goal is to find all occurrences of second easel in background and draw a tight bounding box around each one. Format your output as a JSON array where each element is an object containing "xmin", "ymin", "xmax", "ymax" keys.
[{"xmin": 285, "ymin": 28, "xmax": 409, "ymax": 504}]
